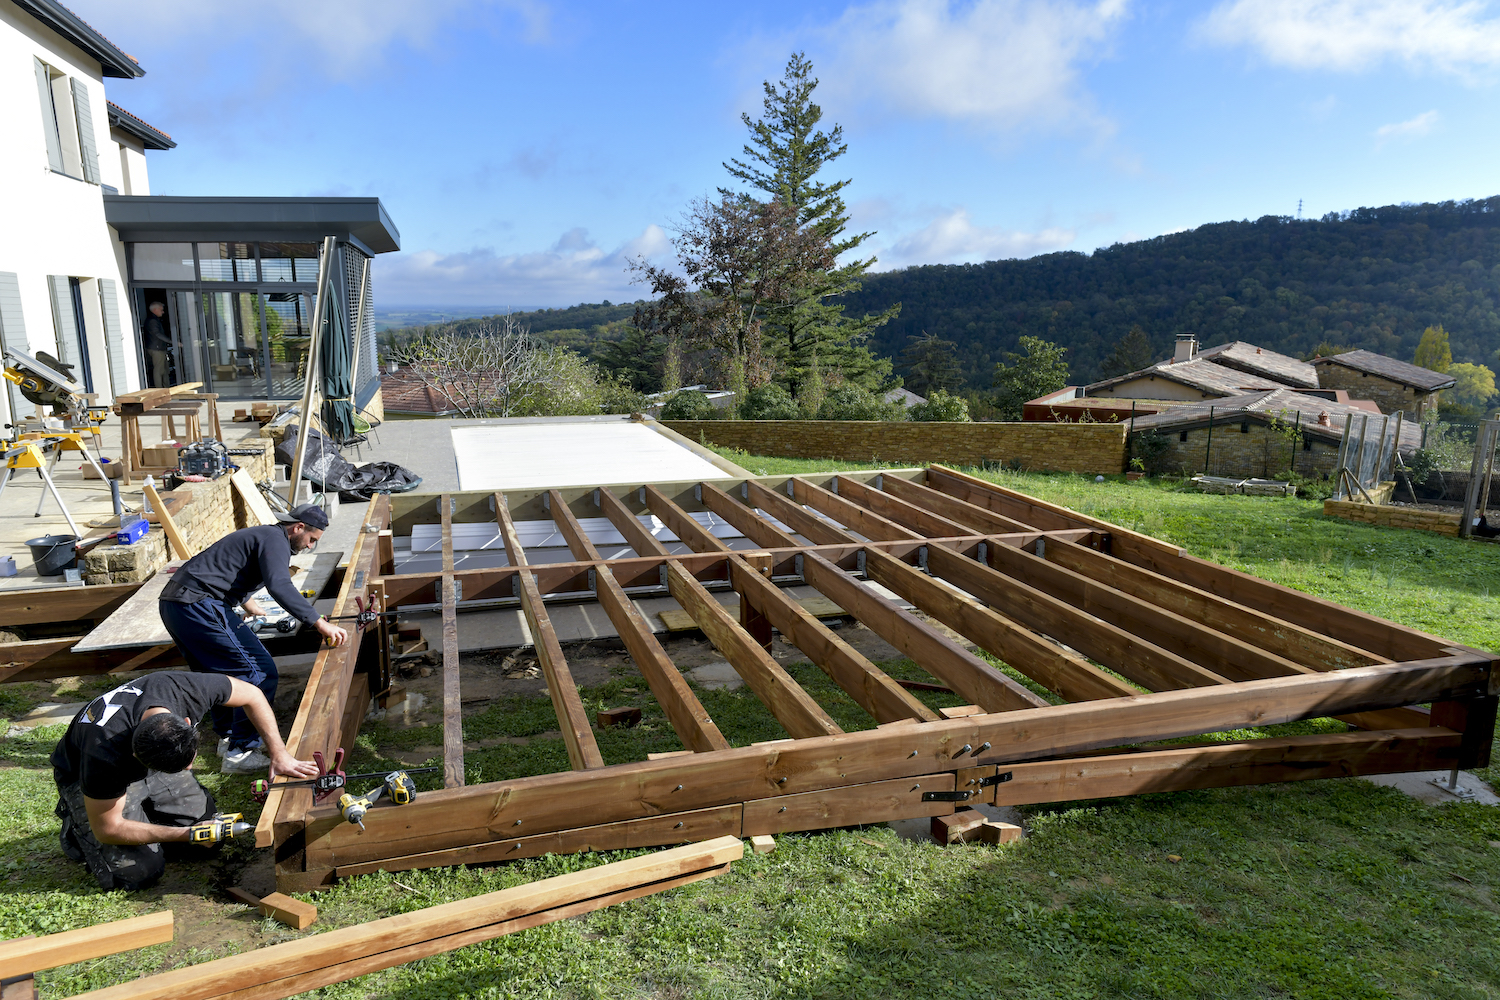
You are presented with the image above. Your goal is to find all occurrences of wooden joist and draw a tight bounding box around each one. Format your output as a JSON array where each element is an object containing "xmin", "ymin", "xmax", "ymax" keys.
[
  {"xmin": 832, "ymin": 474, "xmax": 975, "ymax": 539},
  {"xmin": 698, "ymin": 481, "xmax": 798, "ymax": 549},
  {"xmin": 0, "ymin": 912, "xmax": 173, "ymax": 979},
  {"xmin": 880, "ymin": 474, "xmax": 1034, "ymax": 534},
  {"xmin": 791, "ymin": 476, "xmax": 919, "ymax": 542},
  {"xmin": 645, "ymin": 485, "xmax": 731, "ymax": 553},
  {"xmin": 441, "ymin": 495, "xmax": 464, "ymax": 787},
  {"xmin": 744, "ymin": 480, "xmax": 855, "ymax": 545},
  {"xmin": 598, "ymin": 486, "xmax": 670, "ymax": 558},
  {"xmin": 548, "ymin": 489, "xmax": 602, "ymax": 561}
]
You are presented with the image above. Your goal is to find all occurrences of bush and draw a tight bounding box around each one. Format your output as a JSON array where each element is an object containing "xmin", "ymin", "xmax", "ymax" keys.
[
  {"xmin": 739, "ymin": 383, "xmax": 800, "ymax": 420},
  {"xmin": 1130, "ymin": 428, "xmax": 1172, "ymax": 477},
  {"xmin": 908, "ymin": 389, "xmax": 971, "ymax": 422},
  {"xmin": 817, "ymin": 384, "xmax": 905, "ymax": 421},
  {"xmin": 660, "ymin": 390, "xmax": 717, "ymax": 420}
]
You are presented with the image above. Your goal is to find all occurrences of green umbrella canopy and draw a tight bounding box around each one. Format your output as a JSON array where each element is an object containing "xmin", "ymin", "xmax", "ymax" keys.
[{"xmin": 319, "ymin": 278, "xmax": 357, "ymax": 443}]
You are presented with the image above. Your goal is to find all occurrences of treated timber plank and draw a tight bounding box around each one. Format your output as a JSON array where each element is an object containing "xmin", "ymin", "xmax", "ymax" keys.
[
  {"xmin": 310, "ymin": 654, "xmax": 1491, "ymax": 867},
  {"xmin": 498, "ymin": 494, "xmax": 603, "ymax": 771},
  {"xmin": 644, "ymin": 485, "xmax": 731, "ymax": 553},
  {"xmin": 441, "ymin": 495, "xmax": 464, "ymax": 787},
  {"xmin": 741, "ymin": 773, "xmax": 957, "ymax": 836},
  {"xmin": 881, "ymin": 474, "xmax": 1034, "ymax": 534},
  {"xmin": 800, "ymin": 551, "xmax": 1049, "ymax": 712},
  {"xmin": 0, "ymin": 581, "xmax": 137, "ymax": 628},
  {"xmin": 860, "ymin": 547, "xmax": 1136, "ymax": 703},
  {"xmin": 988, "ymin": 728, "xmax": 1463, "ymax": 806},
  {"xmin": 731, "ymin": 554, "xmax": 939, "ymax": 724},
  {"xmin": 335, "ymin": 805, "xmax": 743, "ymax": 875},
  {"xmin": 832, "ymin": 475, "xmax": 974, "ymax": 539},
  {"xmin": 597, "ymin": 564, "xmax": 728, "ymax": 752},
  {"xmin": 744, "ymin": 480, "xmax": 856, "ymax": 545},
  {"xmin": 791, "ymin": 476, "xmax": 920, "ymax": 542},
  {"xmin": 0, "ymin": 640, "xmax": 180, "ymax": 684},
  {"xmin": 930, "ymin": 464, "xmax": 1454, "ymax": 663},
  {"xmin": 926, "ymin": 465, "xmax": 1086, "ymax": 531},
  {"xmin": 548, "ymin": 490, "xmax": 602, "ymax": 562},
  {"xmin": 68, "ymin": 839, "xmax": 744, "ymax": 1000},
  {"xmin": 923, "ymin": 543, "xmax": 1228, "ymax": 693},
  {"xmin": 598, "ymin": 487, "xmax": 670, "ymax": 557},
  {"xmin": 698, "ymin": 481, "xmax": 799, "ymax": 549},
  {"xmin": 1044, "ymin": 538, "xmax": 1384, "ymax": 671},
  {"xmin": 987, "ymin": 540, "xmax": 1306, "ymax": 683},
  {"xmin": 0, "ymin": 912, "xmax": 173, "ymax": 978},
  {"xmin": 665, "ymin": 561, "xmax": 842, "ymax": 739}
]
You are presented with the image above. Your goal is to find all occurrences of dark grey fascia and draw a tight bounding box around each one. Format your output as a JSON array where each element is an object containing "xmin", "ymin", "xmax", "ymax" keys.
[
  {"xmin": 13, "ymin": 0, "xmax": 144, "ymax": 78},
  {"xmin": 107, "ymin": 103, "xmax": 175, "ymax": 149},
  {"xmin": 104, "ymin": 195, "xmax": 401, "ymax": 255}
]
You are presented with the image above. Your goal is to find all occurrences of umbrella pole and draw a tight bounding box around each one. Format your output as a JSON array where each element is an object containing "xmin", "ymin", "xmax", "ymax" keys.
[{"xmin": 287, "ymin": 235, "xmax": 336, "ymax": 505}]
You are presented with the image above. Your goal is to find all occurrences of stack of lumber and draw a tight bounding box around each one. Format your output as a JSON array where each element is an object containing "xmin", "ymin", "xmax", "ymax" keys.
[{"xmin": 1191, "ymin": 475, "xmax": 1296, "ymax": 496}]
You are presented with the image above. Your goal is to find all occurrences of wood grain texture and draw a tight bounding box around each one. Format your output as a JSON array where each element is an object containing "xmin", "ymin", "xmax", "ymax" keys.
[
  {"xmin": 832, "ymin": 475, "xmax": 973, "ymax": 538},
  {"xmin": 143, "ymin": 482, "xmax": 190, "ymax": 559},
  {"xmin": 548, "ymin": 490, "xmax": 602, "ymax": 561},
  {"xmin": 744, "ymin": 480, "xmax": 855, "ymax": 545},
  {"xmin": 881, "ymin": 474, "xmax": 1033, "ymax": 534},
  {"xmin": 644, "ymin": 485, "xmax": 730, "ymax": 553},
  {"xmin": 790, "ymin": 477, "xmax": 920, "ymax": 542},
  {"xmin": 698, "ymin": 481, "xmax": 798, "ymax": 549},
  {"xmin": 0, "ymin": 911, "xmax": 173, "ymax": 978},
  {"xmin": 742, "ymin": 773, "xmax": 957, "ymax": 836},
  {"xmin": 597, "ymin": 487, "xmax": 670, "ymax": 557}
]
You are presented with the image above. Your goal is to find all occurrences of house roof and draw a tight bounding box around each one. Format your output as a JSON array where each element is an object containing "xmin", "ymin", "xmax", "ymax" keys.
[
  {"xmin": 107, "ymin": 102, "xmax": 174, "ymax": 150},
  {"xmin": 379, "ymin": 372, "xmax": 462, "ymax": 416},
  {"xmin": 1312, "ymin": 349, "xmax": 1457, "ymax": 392},
  {"xmin": 14, "ymin": 0, "xmax": 144, "ymax": 78},
  {"xmin": 884, "ymin": 387, "xmax": 927, "ymax": 406},
  {"xmin": 103, "ymin": 195, "xmax": 401, "ymax": 255},
  {"xmin": 1085, "ymin": 358, "xmax": 1287, "ymax": 398},
  {"xmin": 1128, "ymin": 388, "xmax": 1423, "ymax": 450},
  {"xmin": 1192, "ymin": 341, "xmax": 1319, "ymax": 389}
]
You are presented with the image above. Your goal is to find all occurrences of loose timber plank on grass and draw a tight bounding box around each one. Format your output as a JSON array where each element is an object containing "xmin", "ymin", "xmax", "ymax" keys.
[
  {"xmin": 800, "ymin": 551, "xmax": 1050, "ymax": 712},
  {"xmin": 860, "ymin": 546, "xmax": 1135, "ymax": 703},
  {"xmin": 310, "ymin": 654, "xmax": 1491, "ymax": 867},
  {"xmin": 698, "ymin": 481, "xmax": 798, "ymax": 549},
  {"xmin": 0, "ymin": 912, "xmax": 173, "ymax": 978},
  {"xmin": 598, "ymin": 486, "xmax": 670, "ymax": 557},
  {"xmin": 665, "ymin": 561, "xmax": 842, "ymax": 739},
  {"xmin": 498, "ymin": 494, "xmax": 603, "ymax": 771},
  {"xmin": 730, "ymin": 554, "xmax": 939, "ymax": 724},
  {"xmin": 441, "ymin": 495, "xmax": 464, "ymax": 787},
  {"xmin": 68, "ymin": 839, "xmax": 744, "ymax": 1000}
]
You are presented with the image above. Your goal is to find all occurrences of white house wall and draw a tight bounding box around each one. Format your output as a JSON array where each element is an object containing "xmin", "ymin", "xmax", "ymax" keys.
[{"xmin": 0, "ymin": 2, "xmax": 140, "ymax": 419}]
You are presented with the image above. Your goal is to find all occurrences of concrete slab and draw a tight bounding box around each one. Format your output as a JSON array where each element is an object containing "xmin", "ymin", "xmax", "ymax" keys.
[
  {"xmin": 9, "ymin": 701, "xmax": 85, "ymax": 733},
  {"xmin": 1363, "ymin": 770, "xmax": 1500, "ymax": 806},
  {"xmin": 687, "ymin": 661, "xmax": 744, "ymax": 691}
]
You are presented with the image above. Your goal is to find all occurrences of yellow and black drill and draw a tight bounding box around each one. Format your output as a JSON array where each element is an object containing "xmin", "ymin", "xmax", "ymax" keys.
[
  {"xmin": 337, "ymin": 771, "xmax": 418, "ymax": 831},
  {"xmin": 187, "ymin": 812, "xmax": 253, "ymax": 844}
]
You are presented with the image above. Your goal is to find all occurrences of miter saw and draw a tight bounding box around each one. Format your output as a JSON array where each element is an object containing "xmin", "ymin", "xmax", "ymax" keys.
[{"xmin": 2, "ymin": 347, "xmax": 90, "ymax": 427}]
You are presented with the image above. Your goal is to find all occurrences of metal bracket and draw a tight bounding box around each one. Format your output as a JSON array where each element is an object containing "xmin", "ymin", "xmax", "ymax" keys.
[
  {"xmin": 452, "ymin": 578, "xmax": 463, "ymax": 602},
  {"xmin": 794, "ymin": 553, "xmax": 804, "ymax": 580},
  {"xmin": 638, "ymin": 487, "xmax": 647, "ymax": 504},
  {"xmin": 830, "ymin": 477, "xmax": 839, "ymax": 495},
  {"xmin": 592, "ymin": 488, "xmax": 601, "ymax": 508},
  {"xmin": 785, "ymin": 480, "xmax": 795, "ymax": 497},
  {"xmin": 874, "ymin": 473, "xmax": 883, "ymax": 491},
  {"xmin": 978, "ymin": 772, "xmax": 1014, "ymax": 788},
  {"xmin": 488, "ymin": 495, "xmax": 496, "ymax": 512},
  {"xmin": 541, "ymin": 492, "xmax": 550, "ymax": 511},
  {"xmin": 855, "ymin": 549, "xmax": 866, "ymax": 577},
  {"xmin": 741, "ymin": 482, "xmax": 749, "ymax": 500},
  {"xmin": 1035, "ymin": 537, "xmax": 1046, "ymax": 558},
  {"xmin": 693, "ymin": 484, "xmax": 702, "ymax": 503},
  {"xmin": 1099, "ymin": 531, "xmax": 1113, "ymax": 556},
  {"xmin": 587, "ymin": 567, "xmax": 597, "ymax": 594},
  {"xmin": 659, "ymin": 565, "xmax": 669, "ymax": 589},
  {"xmin": 353, "ymin": 570, "xmax": 365, "ymax": 591},
  {"xmin": 977, "ymin": 541, "xmax": 987, "ymax": 566},
  {"xmin": 918, "ymin": 545, "xmax": 928, "ymax": 573},
  {"xmin": 921, "ymin": 790, "xmax": 975, "ymax": 802},
  {"xmin": 510, "ymin": 576, "xmax": 520, "ymax": 598}
]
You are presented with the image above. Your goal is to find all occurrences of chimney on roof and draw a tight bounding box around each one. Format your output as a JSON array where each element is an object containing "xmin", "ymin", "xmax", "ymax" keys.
[
  {"xmin": 1174, "ymin": 334, "xmax": 1198, "ymax": 363},
  {"xmin": 1255, "ymin": 347, "xmax": 1263, "ymax": 354},
  {"xmin": 1318, "ymin": 411, "xmax": 1331, "ymax": 426}
]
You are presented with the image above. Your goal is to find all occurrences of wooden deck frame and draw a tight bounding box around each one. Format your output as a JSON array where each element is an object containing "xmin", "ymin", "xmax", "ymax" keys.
[{"xmin": 262, "ymin": 468, "xmax": 1496, "ymax": 890}]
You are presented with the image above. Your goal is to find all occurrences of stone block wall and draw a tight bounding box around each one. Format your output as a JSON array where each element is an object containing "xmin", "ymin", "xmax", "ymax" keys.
[
  {"xmin": 662, "ymin": 420, "xmax": 1127, "ymax": 473},
  {"xmin": 1315, "ymin": 366, "xmax": 1432, "ymax": 417},
  {"xmin": 83, "ymin": 431, "xmax": 275, "ymax": 585},
  {"xmin": 1142, "ymin": 421, "xmax": 1340, "ymax": 479},
  {"xmin": 1323, "ymin": 499, "xmax": 1461, "ymax": 536}
]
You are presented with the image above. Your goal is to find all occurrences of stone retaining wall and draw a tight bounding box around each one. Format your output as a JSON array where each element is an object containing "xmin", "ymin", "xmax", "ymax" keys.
[
  {"xmin": 1322, "ymin": 499, "xmax": 1461, "ymax": 536},
  {"xmin": 662, "ymin": 420, "xmax": 1127, "ymax": 474}
]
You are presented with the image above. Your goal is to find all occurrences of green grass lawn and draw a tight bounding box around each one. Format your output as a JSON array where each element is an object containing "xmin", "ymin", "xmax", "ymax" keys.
[{"xmin": 4, "ymin": 457, "xmax": 1500, "ymax": 999}]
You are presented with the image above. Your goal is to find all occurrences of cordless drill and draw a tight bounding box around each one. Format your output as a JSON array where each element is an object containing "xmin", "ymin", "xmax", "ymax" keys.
[
  {"xmin": 337, "ymin": 771, "xmax": 418, "ymax": 831},
  {"xmin": 187, "ymin": 812, "xmax": 253, "ymax": 844}
]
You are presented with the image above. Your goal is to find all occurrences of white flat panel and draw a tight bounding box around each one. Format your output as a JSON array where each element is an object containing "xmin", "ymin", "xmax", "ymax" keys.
[{"xmin": 450, "ymin": 420, "xmax": 727, "ymax": 491}]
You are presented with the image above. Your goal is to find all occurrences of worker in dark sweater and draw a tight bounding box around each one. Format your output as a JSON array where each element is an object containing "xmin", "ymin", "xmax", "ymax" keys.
[
  {"xmin": 51, "ymin": 671, "xmax": 319, "ymax": 890},
  {"xmin": 158, "ymin": 503, "xmax": 348, "ymax": 774}
]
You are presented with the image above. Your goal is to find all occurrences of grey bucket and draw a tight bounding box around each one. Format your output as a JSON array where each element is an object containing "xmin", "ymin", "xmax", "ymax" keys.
[{"xmin": 26, "ymin": 534, "xmax": 78, "ymax": 576}]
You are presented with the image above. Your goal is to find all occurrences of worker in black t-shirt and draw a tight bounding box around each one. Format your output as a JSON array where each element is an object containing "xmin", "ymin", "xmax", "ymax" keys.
[
  {"xmin": 51, "ymin": 671, "xmax": 318, "ymax": 891},
  {"xmin": 158, "ymin": 503, "xmax": 348, "ymax": 775}
]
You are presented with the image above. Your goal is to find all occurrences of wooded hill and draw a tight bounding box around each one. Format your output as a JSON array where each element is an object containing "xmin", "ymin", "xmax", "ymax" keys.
[
  {"xmin": 385, "ymin": 197, "xmax": 1500, "ymax": 391},
  {"xmin": 845, "ymin": 196, "xmax": 1500, "ymax": 387}
]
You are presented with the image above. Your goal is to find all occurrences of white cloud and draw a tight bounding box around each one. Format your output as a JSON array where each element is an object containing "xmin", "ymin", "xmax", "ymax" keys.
[
  {"xmin": 1197, "ymin": 0, "xmax": 1500, "ymax": 75},
  {"xmin": 879, "ymin": 209, "xmax": 1075, "ymax": 268},
  {"xmin": 1374, "ymin": 108, "xmax": 1441, "ymax": 144},
  {"xmin": 376, "ymin": 226, "xmax": 669, "ymax": 307},
  {"xmin": 819, "ymin": 0, "xmax": 1130, "ymax": 132}
]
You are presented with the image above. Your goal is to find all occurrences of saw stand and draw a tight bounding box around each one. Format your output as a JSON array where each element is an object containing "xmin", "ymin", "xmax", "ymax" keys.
[{"xmin": 0, "ymin": 433, "xmax": 109, "ymax": 538}]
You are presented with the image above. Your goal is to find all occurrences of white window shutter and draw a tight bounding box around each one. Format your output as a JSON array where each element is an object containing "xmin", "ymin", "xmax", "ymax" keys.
[
  {"xmin": 47, "ymin": 274, "xmax": 79, "ymax": 370},
  {"xmin": 71, "ymin": 79, "xmax": 100, "ymax": 184},
  {"xmin": 99, "ymin": 278, "xmax": 129, "ymax": 398},
  {"xmin": 33, "ymin": 58, "xmax": 63, "ymax": 173},
  {"xmin": 0, "ymin": 272, "xmax": 30, "ymax": 420}
]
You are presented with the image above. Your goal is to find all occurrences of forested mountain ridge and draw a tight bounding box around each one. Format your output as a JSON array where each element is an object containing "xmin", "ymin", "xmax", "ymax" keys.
[{"xmin": 843, "ymin": 196, "xmax": 1500, "ymax": 387}]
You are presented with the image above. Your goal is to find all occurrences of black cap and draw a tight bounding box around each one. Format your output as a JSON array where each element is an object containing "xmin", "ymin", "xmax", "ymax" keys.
[{"xmin": 276, "ymin": 503, "xmax": 329, "ymax": 531}]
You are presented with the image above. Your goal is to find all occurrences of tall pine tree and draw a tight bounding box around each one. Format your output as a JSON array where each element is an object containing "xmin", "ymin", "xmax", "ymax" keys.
[{"xmin": 722, "ymin": 52, "xmax": 898, "ymax": 398}]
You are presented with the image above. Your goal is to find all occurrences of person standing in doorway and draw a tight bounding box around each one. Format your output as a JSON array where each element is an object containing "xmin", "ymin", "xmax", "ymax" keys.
[{"xmin": 143, "ymin": 300, "xmax": 171, "ymax": 387}]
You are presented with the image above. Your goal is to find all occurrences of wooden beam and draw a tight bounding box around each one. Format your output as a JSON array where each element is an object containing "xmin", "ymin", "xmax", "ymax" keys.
[
  {"xmin": 881, "ymin": 474, "xmax": 1035, "ymax": 534},
  {"xmin": 1043, "ymin": 538, "xmax": 1385, "ymax": 671},
  {"xmin": 548, "ymin": 490, "xmax": 602, "ymax": 562},
  {"xmin": 800, "ymin": 551, "xmax": 1049, "ymax": 712},
  {"xmin": 925, "ymin": 465, "xmax": 1084, "ymax": 531},
  {"xmin": 741, "ymin": 772, "xmax": 958, "ymax": 836},
  {"xmin": 698, "ymin": 481, "xmax": 798, "ymax": 549},
  {"xmin": 0, "ymin": 640, "xmax": 180, "ymax": 684},
  {"xmin": 923, "ymin": 543, "xmax": 1229, "ymax": 693},
  {"xmin": 791, "ymin": 476, "xmax": 920, "ymax": 542},
  {"xmin": 832, "ymin": 475, "xmax": 974, "ymax": 539},
  {"xmin": 730, "ymin": 554, "xmax": 939, "ymax": 724},
  {"xmin": 0, "ymin": 581, "xmax": 137, "ymax": 627},
  {"xmin": 744, "ymin": 480, "xmax": 856, "ymax": 545},
  {"xmin": 0, "ymin": 912, "xmax": 173, "ymax": 978},
  {"xmin": 597, "ymin": 487, "xmax": 670, "ymax": 557},
  {"xmin": 498, "ymin": 494, "xmax": 603, "ymax": 771},
  {"xmin": 593, "ymin": 565, "xmax": 728, "ymax": 753},
  {"xmin": 664, "ymin": 561, "xmax": 842, "ymax": 739},
  {"xmin": 644, "ymin": 485, "xmax": 731, "ymax": 553},
  {"xmin": 309, "ymin": 654, "xmax": 1491, "ymax": 866},
  {"xmin": 72, "ymin": 839, "xmax": 744, "ymax": 1000},
  {"xmin": 860, "ymin": 546, "xmax": 1136, "ymax": 703},
  {"xmin": 441, "ymin": 495, "xmax": 464, "ymax": 787},
  {"xmin": 143, "ymin": 482, "xmax": 190, "ymax": 559},
  {"xmin": 986, "ymin": 540, "xmax": 1308, "ymax": 683}
]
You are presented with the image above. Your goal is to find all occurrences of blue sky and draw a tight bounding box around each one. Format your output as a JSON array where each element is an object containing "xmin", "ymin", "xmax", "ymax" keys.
[{"xmin": 75, "ymin": 0, "xmax": 1500, "ymax": 309}]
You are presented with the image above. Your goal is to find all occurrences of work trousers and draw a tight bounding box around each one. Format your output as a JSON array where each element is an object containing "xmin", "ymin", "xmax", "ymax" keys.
[
  {"xmin": 159, "ymin": 598, "xmax": 278, "ymax": 749},
  {"xmin": 147, "ymin": 349, "xmax": 170, "ymax": 388},
  {"xmin": 54, "ymin": 770, "xmax": 216, "ymax": 891}
]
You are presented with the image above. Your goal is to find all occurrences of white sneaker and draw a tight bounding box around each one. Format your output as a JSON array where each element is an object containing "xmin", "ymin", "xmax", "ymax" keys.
[
  {"xmin": 221, "ymin": 747, "xmax": 272, "ymax": 774},
  {"xmin": 216, "ymin": 737, "xmax": 230, "ymax": 757}
]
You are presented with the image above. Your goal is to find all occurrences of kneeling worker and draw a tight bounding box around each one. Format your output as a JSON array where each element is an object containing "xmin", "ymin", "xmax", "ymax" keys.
[
  {"xmin": 158, "ymin": 503, "xmax": 348, "ymax": 773},
  {"xmin": 51, "ymin": 671, "xmax": 320, "ymax": 891}
]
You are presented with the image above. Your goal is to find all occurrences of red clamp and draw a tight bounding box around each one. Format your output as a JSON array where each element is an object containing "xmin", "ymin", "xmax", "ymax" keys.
[{"xmin": 310, "ymin": 748, "xmax": 347, "ymax": 803}]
